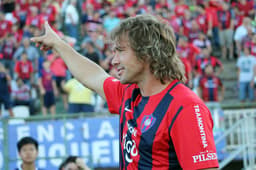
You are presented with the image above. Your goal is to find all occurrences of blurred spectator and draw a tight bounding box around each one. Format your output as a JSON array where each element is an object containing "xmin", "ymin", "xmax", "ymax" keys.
[
  {"xmin": 236, "ymin": 46, "xmax": 256, "ymax": 102},
  {"xmin": 0, "ymin": 33, "xmax": 16, "ymax": 77},
  {"xmin": 13, "ymin": 37, "xmax": 40, "ymax": 72},
  {"xmin": 14, "ymin": 51, "xmax": 34, "ymax": 86},
  {"xmin": 245, "ymin": 33, "xmax": 256, "ymax": 57},
  {"xmin": 62, "ymin": 77, "xmax": 95, "ymax": 113},
  {"xmin": 81, "ymin": 27, "xmax": 105, "ymax": 54},
  {"xmin": 234, "ymin": 17, "xmax": 252, "ymax": 56},
  {"xmin": 241, "ymin": 26, "xmax": 254, "ymax": 50},
  {"xmin": 174, "ymin": 0, "xmax": 189, "ymax": 18},
  {"xmin": 180, "ymin": 56, "xmax": 193, "ymax": 88},
  {"xmin": 41, "ymin": 0, "xmax": 58, "ymax": 23},
  {"xmin": 103, "ymin": 10, "xmax": 120, "ymax": 33},
  {"xmin": 15, "ymin": 136, "xmax": 43, "ymax": 170},
  {"xmin": 11, "ymin": 23, "xmax": 23, "ymax": 47},
  {"xmin": 236, "ymin": 0, "xmax": 254, "ymax": 18},
  {"xmin": 25, "ymin": 6, "xmax": 44, "ymax": 30},
  {"xmin": 12, "ymin": 3, "xmax": 27, "ymax": 27},
  {"xmin": 193, "ymin": 31, "xmax": 212, "ymax": 53},
  {"xmin": 48, "ymin": 50, "xmax": 68, "ymax": 110},
  {"xmin": 82, "ymin": 41, "xmax": 101, "ymax": 65},
  {"xmin": 180, "ymin": 9, "xmax": 193, "ymax": 36},
  {"xmin": 195, "ymin": 4, "xmax": 212, "ymax": 37},
  {"xmin": 64, "ymin": 0, "xmax": 79, "ymax": 40},
  {"xmin": 12, "ymin": 77, "xmax": 35, "ymax": 115},
  {"xmin": 100, "ymin": 48, "xmax": 113, "ymax": 72},
  {"xmin": 187, "ymin": 20, "xmax": 201, "ymax": 42},
  {"xmin": 202, "ymin": 0, "xmax": 221, "ymax": 49},
  {"xmin": 38, "ymin": 60, "xmax": 57, "ymax": 116},
  {"xmin": 197, "ymin": 64, "xmax": 225, "ymax": 102},
  {"xmin": 194, "ymin": 48, "xmax": 223, "ymax": 77},
  {"xmin": 177, "ymin": 35, "xmax": 201, "ymax": 67},
  {"xmin": 0, "ymin": 62, "xmax": 14, "ymax": 117},
  {"xmin": 232, "ymin": 5, "xmax": 244, "ymax": 30},
  {"xmin": 0, "ymin": 11, "xmax": 12, "ymax": 41},
  {"xmin": 59, "ymin": 156, "xmax": 90, "ymax": 170},
  {"xmin": 194, "ymin": 48, "xmax": 223, "ymax": 91},
  {"xmin": 217, "ymin": 2, "xmax": 235, "ymax": 60}
]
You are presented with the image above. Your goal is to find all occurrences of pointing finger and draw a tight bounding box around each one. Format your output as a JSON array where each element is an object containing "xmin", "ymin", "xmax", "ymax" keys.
[{"xmin": 30, "ymin": 36, "xmax": 44, "ymax": 43}]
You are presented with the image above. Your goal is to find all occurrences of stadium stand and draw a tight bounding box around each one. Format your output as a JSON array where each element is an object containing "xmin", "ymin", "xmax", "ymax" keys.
[{"xmin": 0, "ymin": 0, "xmax": 256, "ymax": 169}]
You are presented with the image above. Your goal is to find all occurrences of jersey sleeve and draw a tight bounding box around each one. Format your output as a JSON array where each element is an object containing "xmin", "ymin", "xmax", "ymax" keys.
[
  {"xmin": 103, "ymin": 77, "xmax": 127, "ymax": 114},
  {"xmin": 170, "ymin": 103, "xmax": 219, "ymax": 170}
]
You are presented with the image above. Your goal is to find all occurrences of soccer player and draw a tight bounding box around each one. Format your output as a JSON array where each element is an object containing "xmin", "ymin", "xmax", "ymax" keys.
[
  {"xmin": 31, "ymin": 14, "xmax": 219, "ymax": 169},
  {"xmin": 15, "ymin": 136, "xmax": 43, "ymax": 170}
]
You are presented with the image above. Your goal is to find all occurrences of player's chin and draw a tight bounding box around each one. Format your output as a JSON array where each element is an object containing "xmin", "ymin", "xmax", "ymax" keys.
[
  {"xmin": 120, "ymin": 77, "xmax": 129, "ymax": 84},
  {"xmin": 120, "ymin": 76, "xmax": 134, "ymax": 85}
]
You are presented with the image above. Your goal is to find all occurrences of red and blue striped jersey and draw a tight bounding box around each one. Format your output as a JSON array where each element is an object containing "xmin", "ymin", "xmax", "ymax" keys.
[
  {"xmin": 104, "ymin": 77, "xmax": 219, "ymax": 170},
  {"xmin": 199, "ymin": 75, "xmax": 223, "ymax": 102}
]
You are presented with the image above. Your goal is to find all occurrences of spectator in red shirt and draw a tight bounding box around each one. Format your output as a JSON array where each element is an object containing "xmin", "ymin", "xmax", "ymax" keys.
[
  {"xmin": 47, "ymin": 50, "xmax": 68, "ymax": 110},
  {"xmin": 1, "ymin": 33, "xmax": 16, "ymax": 77},
  {"xmin": 245, "ymin": 34, "xmax": 256, "ymax": 57},
  {"xmin": 203, "ymin": 0, "xmax": 222, "ymax": 49},
  {"xmin": 193, "ymin": 31, "xmax": 212, "ymax": 53},
  {"xmin": 38, "ymin": 60, "xmax": 58, "ymax": 116},
  {"xmin": 12, "ymin": 3, "xmax": 27, "ymax": 27},
  {"xmin": 177, "ymin": 36, "xmax": 201, "ymax": 67},
  {"xmin": 195, "ymin": 48, "xmax": 224, "ymax": 77},
  {"xmin": 217, "ymin": 2, "xmax": 235, "ymax": 60},
  {"xmin": 180, "ymin": 10, "xmax": 193, "ymax": 37},
  {"xmin": 174, "ymin": 0, "xmax": 189, "ymax": 18},
  {"xmin": 237, "ymin": 0, "xmax": 254, "ymax": 17},
  {"xmin": 195, "ymin": 4, "xmax": 211, "ymax": 36},
  {"xmin": 198, "ymin": 64, "xmax": 225, "ymax": 102},
  {"xmin": 232, "ymin": 5, "xmax": 244, "ymax": 29},
  {"xmin": 180, "ymin": 57, "xmax": 193, "ymax": 88},
  {"xmin": 14, "ymin": 51, "xmax": 34, "ymax": 86},
  {"xmin": 12, "ymin": 77, "xmax": 35, "ymax": 115},
  {"xmin": 16, "ymin": 0, "xmax": 29, "ymax": 13},
  {"xmin": 41, "ymin": 1, "xmax": 57, "ymax": 23},
  {"xmin": 187, "ymin": 20, "xmax": 201, "ymax": 42},
  {"xmin": 25, "ymin": 6, "xmax": 44, "ymax": 30},
  {"xmin": 193, "ymin": 48, "xmax": 223, "ymax": 91}
]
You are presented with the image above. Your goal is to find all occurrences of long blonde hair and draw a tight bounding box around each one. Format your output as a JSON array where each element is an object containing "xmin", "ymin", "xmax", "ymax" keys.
[{"xmin": 110, "ymin": 14, "xmax": 186, "ymax": 84}]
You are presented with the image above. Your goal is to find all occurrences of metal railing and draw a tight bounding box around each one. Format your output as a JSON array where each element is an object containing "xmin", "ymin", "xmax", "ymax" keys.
[
  {"xmin": 212, "ymin": 107, "xmax": 256, "ymax": 170},
  {"xmin": 1, "ymin": 105, "xmax": 256, "ymax": 170}
]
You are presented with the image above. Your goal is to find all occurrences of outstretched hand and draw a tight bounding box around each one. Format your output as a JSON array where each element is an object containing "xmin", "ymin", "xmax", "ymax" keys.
[{"xmin": 30, "ymin": 21, "xmax": 61, "ymax": 51}]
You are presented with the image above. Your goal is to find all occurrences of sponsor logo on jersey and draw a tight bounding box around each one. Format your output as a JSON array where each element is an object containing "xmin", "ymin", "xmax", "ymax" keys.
[
  {"xmin": 192, "ymin": 150, "xmax": 217, "ymax": 163},
  {"xmin": 140, "ymin": 114, "xmax": 156, "ymax": 133},
  {"xmin": 124, "ymin": 106, "xmax": 133, "ymax": 113},
  {"xmin": 194, "ymin": 105, "xmax": 208, "ymax": 148},
  {"xmin": 123, "ymin": 122, "xmax": 138, "ymax": 163}
]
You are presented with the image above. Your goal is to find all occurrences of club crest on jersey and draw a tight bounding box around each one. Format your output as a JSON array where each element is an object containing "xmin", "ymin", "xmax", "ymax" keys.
[{"xmin": 140, "ymin": 114, "xmax": 156, "ymax": 133}]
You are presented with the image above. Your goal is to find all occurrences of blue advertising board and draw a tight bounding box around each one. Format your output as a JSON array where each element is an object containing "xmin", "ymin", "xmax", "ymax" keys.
[
  {"xmin": 0, "ymin": 114, "xmax": 227, "ymax": 169},
  {"xmin": 0, "ymin": 116, "xmax": 119, "ymax": 170}
]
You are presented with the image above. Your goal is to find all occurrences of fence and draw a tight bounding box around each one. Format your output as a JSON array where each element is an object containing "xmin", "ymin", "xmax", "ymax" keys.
[
  {"xmin": 1, "ymin": 105, "xmax": 256, "ymax": 170},
  {"xmin": 207, "ymin": 104, "xmax": 256, "ymax": 170},
  {"xmin": 0, "ymin": 112, "xmax": 119, "ymax": 170}
]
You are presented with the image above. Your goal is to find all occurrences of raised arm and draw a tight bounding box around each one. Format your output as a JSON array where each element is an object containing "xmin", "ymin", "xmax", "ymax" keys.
[{"xmin": 31, "ymin": 22, "xmax": 110, "ymax": 99}]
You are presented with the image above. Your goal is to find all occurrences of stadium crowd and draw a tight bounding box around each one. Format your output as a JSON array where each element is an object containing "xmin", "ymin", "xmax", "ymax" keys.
[{"xmin": 0, "ymin": 0, "xmax": 256, "ymax": 117}]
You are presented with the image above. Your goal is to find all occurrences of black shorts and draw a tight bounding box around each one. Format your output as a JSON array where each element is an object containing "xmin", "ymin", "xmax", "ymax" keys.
[
  {"xmin": 0, "ymin": 94, "xmax": 12, "ymax": 109},
  {"xmin": 43, "ymin": 91, "xmax": 55, "ymax": 108},
  {"xmin": 55, "ymin": 76, "xmax": 66, "ymax": 94}
]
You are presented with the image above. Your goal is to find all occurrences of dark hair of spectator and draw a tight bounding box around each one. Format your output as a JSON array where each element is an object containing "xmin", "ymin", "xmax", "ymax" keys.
[{"xmin": 17, "ymin": 136, "xmax": 38, "ymax": 152}]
